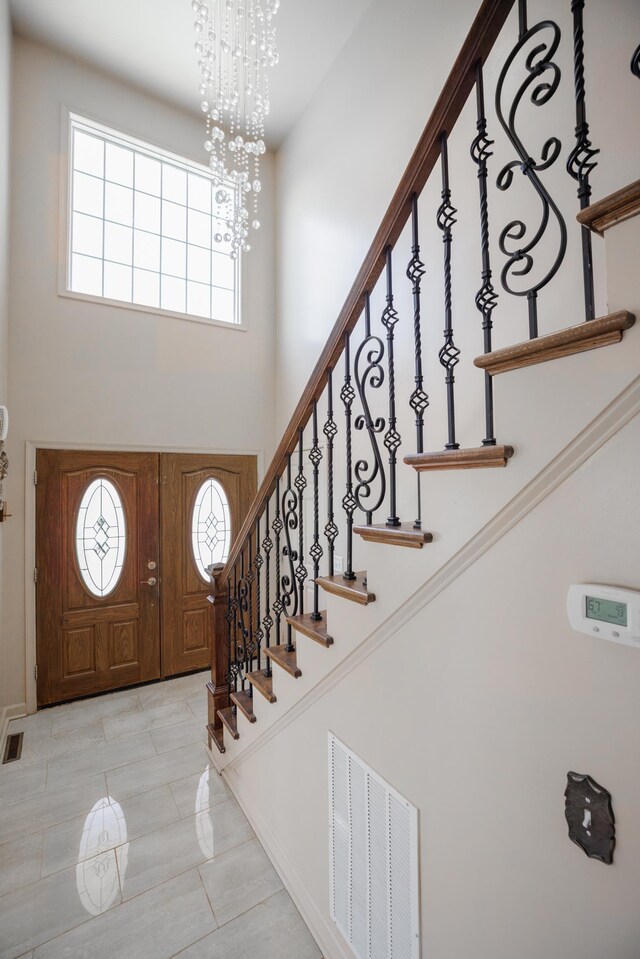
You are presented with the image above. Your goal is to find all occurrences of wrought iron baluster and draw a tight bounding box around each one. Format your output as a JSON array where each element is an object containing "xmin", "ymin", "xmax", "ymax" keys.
[
  {"xmin": 340, "ymin": 333, "xmax": 357, "ymax": 578},
  {"xmin": 230, "ymin": 564, "xmax": 240, "ymax": 689},
  {"xmin": 272, "ymin": 477, "xmax": 284, "ymax": 651},
  {"xmin": 381, "ymin": 248, "xmax": 402, "ymax": 525},
  {"xmin": 631, "ymin": 43, "xmax": 640, "ymax": 79},
  {"xmin": 495, "ymin": 0, "xmax": 566, "ymax": 340},
  {"xmin": 471, "ymin": 60, "xmax": 498, "ymax": 446},
  {"xmin": 262, "ymin": 498, "xmax": 274, "ymax": 675},
  {"xmin": 323, "ymin": 369, "xmax": 338, "ymax": 576},
  {"xmin": 294, "ymin": 429, "xmax": 308, "ymax": 623},
  {"xmin": 225, "ymin": 580, "xmax": 236, "ymax": 709},
  {"xmin": 308, "ymin": 403, "xmax": 323, "ymax": 621},
  {"xmin": 354, "ymin": 292, "xmax": 386, "ymax": 526},
  {"xmin": 236, "ymin": 553, "xmax": 250, "ymax": 695},
  {"xmin": 567, "ymin": 0, "xmax": 599, "ymax": 323},
  {"xmin": 245, "ymin": 532, "xmax": 255, "ymax": 672},
  {"xmin": 254, "ymin": 514, "xmax": 263, "ymax": 672},
  {"xmin": 281, "ymin": 455, "xmax": 299, "ymax": 646},
  {"xmin": 437, "ymin": 134, "xmax": 460, "ymax": 451},
  {"xmin": 407, "ymin": 195, "xmax": 428, "ymax": 525}
]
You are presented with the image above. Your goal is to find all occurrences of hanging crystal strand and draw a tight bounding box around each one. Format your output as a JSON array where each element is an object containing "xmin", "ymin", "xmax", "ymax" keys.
[
  {"xmin": 406, "ymin": 196, "xmax": 428, "ymax": 527},
  {"xmin": 341, "ymin": 333, "xmax": 357, "ymax": 580},
  {"xmin": 566, "ymin": 0, "xmax": 599, "ymax": 322},
  {"xmin": 471, "ymin": 62, "xmax": 498, "ymax": 447},
  {"xmin": 381, "ymin": 248, "xmax": 402, "ymax": 527},
  {"xmin": 261, "ymin": 497, "xmax": 274, "ymax": 676},
  {"xmin": 271, "ymin": 475, "xmax": 284, "ymax": 645},
  {"xmin": 437, "ymin": 132, "xmax": 460, "ymax": 451},
  {"xmin": 323, "ymin": 370, "xmax": 338, "ymax": 576},
  {"xmin": 308, "ymin": 402, "xmax": 323, "ymax": 621},
  {"xmin": 294, "ymin": 428, "xmax": 308, "ymax": 625},
  {"xmin": 253, "ymin": 513, "xmax": 263, "ymax": 671}
]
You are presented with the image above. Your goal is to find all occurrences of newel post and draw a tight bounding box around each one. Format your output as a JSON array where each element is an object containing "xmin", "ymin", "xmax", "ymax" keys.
[{"xmin": 206, "ymin": 562, "xmax": 229, "ymax": 754}]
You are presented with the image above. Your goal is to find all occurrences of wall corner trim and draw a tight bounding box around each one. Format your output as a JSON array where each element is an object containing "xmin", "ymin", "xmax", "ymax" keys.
[{"xmin": 0, "ymin": 703, "xmax": 28, "ymax": 752}]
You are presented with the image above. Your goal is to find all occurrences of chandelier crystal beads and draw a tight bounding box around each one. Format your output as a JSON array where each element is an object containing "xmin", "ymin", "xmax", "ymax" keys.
[{"xmin": 191, "ymin": 0, "xmax": 279, "ymax": 258}]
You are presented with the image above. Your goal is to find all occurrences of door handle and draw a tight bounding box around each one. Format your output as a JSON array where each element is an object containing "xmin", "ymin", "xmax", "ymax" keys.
[{"xmin": 140, "ymin": 577, "xmax": 157, "ymax": 587}]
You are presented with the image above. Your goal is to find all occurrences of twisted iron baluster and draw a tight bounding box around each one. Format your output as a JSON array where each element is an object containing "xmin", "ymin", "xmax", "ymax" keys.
[
  {"xmin": 407, "ymin": 194, "xmax": 428, "ymax": 526},
  {"xmin": 236, "ymin": 552, "xmax": 250, "ymax": 695},
  {"xmin": 341, "ymin": 333, "xmax": 357, "ymax": 579},
  {"xmin": 281, "ymin": 455, "xmax": 299, "ymax": 645},
  {"xmin": 245, "ymin": 531, "xmax": 255, "ymax": 671},
  {"xmin": 323, "ymin": 369, "xmax": 338, "ymax": 576},
  {"xmin": 566, "ymin": 0, "xmax": 599, "ymax": 322},
  {"xmin": 381, "ymin": 248, "xmax": 402, "ymax": 524},
  {"xmin": 437, "ymin": 134, "xmax": 460, "ymax": 451},
  {"xmin": 631, "ymin": 44, "xmax": 640, "ymax": 79},
  {"xmin": 471, "ymin": 60, "xmax": 498, "ymax": 446},
  {"xmin": 229, "ymin": 564, "xmax": 240, "ymax": 690},
  {"xmin": 308, "ymin": 403, "xmax": 324, "ymax": 621},
  {"xmin": 224, "ymin": 582, "xmax": 236, "ymax": 713},
  {"xmin": 261, "ymin": 498, "xmax": 273, "ymax": 675},
  {"xmin": 272, "ymin": 477, "xmax": 284, "ymax": 647},
  {"xmin": 354, "ymin": 292, "xmax": 386, "ymax": 525},
  {"xmin": 495, "ymin": 0, "xmax": 566, "ymax": 339},
  {"xmin": 254, "ymin": 514, "xmax": 263, "ymax": 672},
  {"xmin": 294, "ymin": 428, "xmax": 308, "ymax": 628}
]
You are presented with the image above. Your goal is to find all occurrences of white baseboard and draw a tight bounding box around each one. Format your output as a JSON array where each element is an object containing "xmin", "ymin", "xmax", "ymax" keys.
[
  {"xmin": 223, "ymin": 763, "xmax": 352, "ymax": 959},
  {"xmin": 0, "ymin": 703, "xmax": 28, "ymax": 754}
]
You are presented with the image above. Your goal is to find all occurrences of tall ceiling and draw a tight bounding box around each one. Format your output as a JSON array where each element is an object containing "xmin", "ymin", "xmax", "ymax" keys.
[{"xmin": 9, "ymin": 0, "xmax": 375, "ymax": 146}]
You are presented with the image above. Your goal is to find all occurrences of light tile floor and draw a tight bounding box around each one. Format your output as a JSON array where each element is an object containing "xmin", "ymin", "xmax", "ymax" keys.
[{"xmin": 0, "ymin": 673, "xmax": 322, "ymax": 959}]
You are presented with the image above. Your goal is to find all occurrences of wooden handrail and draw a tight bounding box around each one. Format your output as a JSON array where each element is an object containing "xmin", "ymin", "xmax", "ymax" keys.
[{"xmin": 220, "ymin": 0, "xmax": 516, "ymax": 588}]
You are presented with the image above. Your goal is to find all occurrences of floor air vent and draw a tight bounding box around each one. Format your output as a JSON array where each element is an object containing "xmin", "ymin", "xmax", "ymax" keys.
[
  {"xmin": 329, "ymin": 733, "xmax": 420, "ymax": 959},
  {"xmin": 2, "ymin": 731, "xmax": 24, "ymax": 764}
]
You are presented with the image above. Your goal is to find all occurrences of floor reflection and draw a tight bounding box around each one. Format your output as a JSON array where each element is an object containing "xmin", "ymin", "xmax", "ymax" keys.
[
  {"xmin": 195, "ymin": 767, "xmax": 214, "ymax": 859},
  {"xmin": 76, "ymin": 796, "xmax": 128, "ymax": 916}
]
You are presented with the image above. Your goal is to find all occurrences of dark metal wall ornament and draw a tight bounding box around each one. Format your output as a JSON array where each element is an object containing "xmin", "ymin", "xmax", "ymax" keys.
[
  {"xmin": 341, "ymin": 333, "xmax": 358, "ymax": 579},
  {"xmin": 437, "ymin": 133, "xmax": 460, "ymax": 451},
  {"xmin": 632, "ymin": 43, "xmax": 640, "ymax": 79},
  {"xmin": 565, "ymin": 771, "xmax": 615, "ymax": 864},
  {"xmin": 381, "ymin": 249, "xmax": 402, "ymax": 527},
  {"xmin": 494, "ymin": 0, "xmax": 567, "ymax": 340},
  {"xmin": 471, "ymin": 60, "xmax": 498, "ymax": 447},
  {"xmin": 406, "ymin": 194, "xmax": 428, "ymax": 528},
  {"xmin": 323, "ymin": 368, "xmax": 339, "ymax": 578},
  {"xmin": 566, "ymin": 0, "xmax": 599, "ymax": 323},
  {"xmin": 354, "ymin": 292, "xmax": 387, "ymax": 525}
]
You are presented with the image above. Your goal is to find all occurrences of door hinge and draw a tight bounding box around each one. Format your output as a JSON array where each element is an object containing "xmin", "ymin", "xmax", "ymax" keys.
[
  {"xmin": 34, "ymin": 664, "xmax": 38, "ymax": 681},
  {"xmin": 33, "ymin": 469, "xmax": 38, "ymax": 486},
  {"xmin": 33, "ymin": 567, "xmax": 38, "ymax": 583}
]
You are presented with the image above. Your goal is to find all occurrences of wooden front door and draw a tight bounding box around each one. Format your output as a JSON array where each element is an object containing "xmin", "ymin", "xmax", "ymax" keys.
[
  {"xmin": 36, "ymin": 450, "xmax": 161, "ymax": 706},
  {"xmin": 36, "ymin": 449, "xmax": 257, "ymax": 706},
  {"xmin": 160, "ymin": 453, "xmax": 256, "ymax": 676}
]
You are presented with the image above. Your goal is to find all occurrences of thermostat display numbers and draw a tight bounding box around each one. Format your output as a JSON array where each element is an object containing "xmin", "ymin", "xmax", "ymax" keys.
[{"xmin": 585, "ymin": 596, "xmax": 627, "ymax": 627}]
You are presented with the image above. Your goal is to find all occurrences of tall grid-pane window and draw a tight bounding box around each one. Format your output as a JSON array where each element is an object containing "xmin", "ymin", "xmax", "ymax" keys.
[{"xmin": 67, "ymin": 114, "xmax": 240, "ymax": 326}]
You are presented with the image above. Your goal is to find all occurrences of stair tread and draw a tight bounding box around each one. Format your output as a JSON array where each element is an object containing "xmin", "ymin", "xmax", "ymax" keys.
[
  {"xmin": 264, "ymin": 645, "xmax": 302, "ymax": 678},
  {"xmin": 316, "ymin": 571, "xmax": 375, "ymax": 606},
  {"xmin": 353, "ymin": 522, "xmax": 434, "ymax": 549},
  {"xmin": 207, "ymin": 723, "xmax": 226, "ymax": 754},
  {"xmin": 474, "ymin": 311, "xmax": 635, "ymax": 375},
  {"xmin": 577, "ymin": 179, "xmax": 640, "ymax": 236},
  {"xmin": 404, "ymin": 445, "xmax": 513, "ymax": 471},
  {"xmin": 217, "ymin": 706, "xmax": 240, "ymax": 740},
  {"xmin": 230, "ymin": 689, "xmax": 256, "ymax": 723},
  {"xmin": 286, "ymin": 612, "xmax": 334, "ymax": 647},
  {"xmin": 246, "ymin": 669, "xmax": 277, "ymax": 703}
]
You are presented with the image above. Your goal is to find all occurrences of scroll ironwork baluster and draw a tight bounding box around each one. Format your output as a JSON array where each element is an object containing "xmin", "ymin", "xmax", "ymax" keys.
[
  {"xmin": 281, "ymin": 455, "xmax": 299, "ymax": 646},
  {"xmin": 230, "ymin": 564, "xmax": 241, "ymax": 690},
  {"xmin": 471, "ymin": 60, "xmax": 498, "ymax": 446},
  {"xmin": 236, "ymin": 552, "xmax": 250, "ymax": 695},
  {"xmin": 308, "ymin": 403, "xmax": 323, "ymax": 621},
  {"xmin": 245, "ymin": 532, "xmax": 255, "ymax": 672},
  {"xmin": 254, "ymin": 514, "xmax": 263, "ymax": 672},
  {"xmin": 381, "ymin": 247, "xmax": 402, "ymax": 525},
  {"xmin": 225, "ymin": 582, "xmax": 236, "ymax": 710},
  {"xmin": 567, "ymin": 0, "xmax": 599, "ymax": 323},
  {"xmin": 495, "ymin": 0, "xmax": 566, "ymax": 340},
  {"xmin": 437, "ymin": 134, "xmax": 460, "ymax": 451},
  {"xmin": 354, "ymin": 292, "xmax": 386, "ymax": 526},
  {"xmin": 323, "ymin": 369, "xmax": 338, "ymax": 576},
  {"xmin": 340, "ymin": 333, "xmax": 357, "ymax": 578},
  {"xmin": 272, "ymin": 477, "xmax": 284, "ymax": 651},
  {"xmin": 294, "ymin": 428, "xmax": 308, "ymax": 623},
  {"xmin": 262, "ymin": 498, "xmax": 273, "ymax": 675},
  {"xmin": 407, "ymin": 194, "xmax": 428, "ymax": 526}
]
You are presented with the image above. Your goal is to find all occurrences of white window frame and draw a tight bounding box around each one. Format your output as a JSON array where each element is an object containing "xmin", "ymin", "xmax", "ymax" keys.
[{"xmin": 59, "ymin": 108, "xmax": 244, "ymax": 331}]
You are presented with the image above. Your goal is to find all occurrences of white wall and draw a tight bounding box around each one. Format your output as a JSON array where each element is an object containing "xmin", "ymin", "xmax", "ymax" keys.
[
  {"xmin": 0, "ymin": 0, "xmax": 11, "ymax": 711},
  {"xmin": 3, "ymin": 37, "xmax": 277, "ymax": 709}
]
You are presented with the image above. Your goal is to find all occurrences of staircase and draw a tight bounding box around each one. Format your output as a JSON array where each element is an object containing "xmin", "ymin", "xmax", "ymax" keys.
[{"xmin": 204, "ymin": 0, "xmax": 639, "ymax": 762}]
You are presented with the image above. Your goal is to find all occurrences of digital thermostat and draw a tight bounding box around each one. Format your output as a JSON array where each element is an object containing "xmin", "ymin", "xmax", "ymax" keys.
[{"xmin": 567, "ymin": 584, "xmax": 640, "ymax": 648}]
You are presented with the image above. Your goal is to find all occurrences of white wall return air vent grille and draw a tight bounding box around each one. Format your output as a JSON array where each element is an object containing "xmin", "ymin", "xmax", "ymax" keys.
[{"xmin": 329, "ymin": 733, "xmax": 420, "ymax": 959}]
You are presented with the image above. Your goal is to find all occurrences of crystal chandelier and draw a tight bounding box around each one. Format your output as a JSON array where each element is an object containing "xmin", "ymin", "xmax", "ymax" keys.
[{"xmin": 191, "ymin": 0, "xmax": 280, "ymax": 258}]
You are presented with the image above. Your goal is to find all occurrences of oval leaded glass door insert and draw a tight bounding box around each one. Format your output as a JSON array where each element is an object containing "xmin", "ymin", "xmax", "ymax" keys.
[
  {"xmin": 191, "ymin": 478, "xmax": 231, "ymax": 581},
  {"xmin": 75, "ymin": 477, "xmax": 127, "ymax": 597}
]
